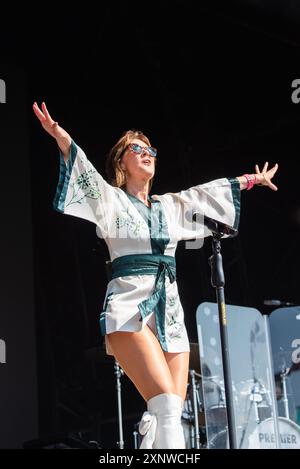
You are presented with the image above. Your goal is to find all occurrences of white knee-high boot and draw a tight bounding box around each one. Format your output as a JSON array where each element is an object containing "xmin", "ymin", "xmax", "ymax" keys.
[{"xmin": 139, "ymin": 393, "xmax": 186, "ymax": 449}]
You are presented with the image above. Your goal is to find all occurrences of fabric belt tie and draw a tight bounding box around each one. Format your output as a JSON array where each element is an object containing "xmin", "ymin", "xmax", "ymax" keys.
[{"xmin": 110, "ymin": 254, "xmax": 176, "ymax": 347}]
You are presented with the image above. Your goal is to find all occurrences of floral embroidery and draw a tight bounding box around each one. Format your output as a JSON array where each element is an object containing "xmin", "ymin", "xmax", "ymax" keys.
[
  {"xmin": 168, "ymin": 315, "xmax": 183, "ymax": 338},
  {"xmin": 167, "ymin": 296, "xmax": 183, "ymax": 338},
  {"xmin": 168, "ymin": 297, "xmax": 176, "ymax": 308},
  {"xmin": 66, "ymin": 168, "xmax": 102, "ymax": 207},
  {"xmin": 115, "ymin": 208, "xmax": 147, "ymax": 236}
]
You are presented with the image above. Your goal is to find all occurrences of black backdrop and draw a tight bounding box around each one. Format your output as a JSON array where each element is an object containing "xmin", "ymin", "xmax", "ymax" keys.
[
  {"xmin": 1, "ymin": 1, "xmax": 300, "ymax": 449},
  {"xmin": 0, "ymin": 66, "xmax": 38, "ymax": 448}
]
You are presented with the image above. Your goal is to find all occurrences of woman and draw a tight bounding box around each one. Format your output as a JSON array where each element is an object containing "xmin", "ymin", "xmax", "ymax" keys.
[{"xmin": 33, "ymin": 101, "xmax": 278, "ymax": 449}]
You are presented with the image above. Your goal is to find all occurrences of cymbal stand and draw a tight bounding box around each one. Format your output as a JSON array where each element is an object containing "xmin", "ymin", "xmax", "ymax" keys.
[
  {"xmin": 238, "ymin": 380, "xmax": 266, "ymax": 448},
  {"xmin": 280, "ymin": 366, "xmax": 290, "ymax": 420},
  {"xmin": 114, "ymin": 361, "xmax": 125, "ymax": 449},
  {"xmin": 133, "ymin": 428, "xmax": 139, "ymax": 450},
  {"xmin": 190, "ymin": 369, "xmax": 202, "ymax": 449},
  {"xmin": 250, "ymin": 381, "xmax": 263, "ymax": 425}
]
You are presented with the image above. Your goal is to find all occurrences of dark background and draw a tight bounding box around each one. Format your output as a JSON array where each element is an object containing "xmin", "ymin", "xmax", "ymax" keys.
[
  {"xmin": 1, "ymin": 0, "xmax": 300, "ymax": 448},
  {"xmin": 0, "ymin": 66, "xmax": 38, "ymax": 448}
]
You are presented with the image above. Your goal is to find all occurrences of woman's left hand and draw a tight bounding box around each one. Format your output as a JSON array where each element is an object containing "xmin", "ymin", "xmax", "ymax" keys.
[{"xmin": 255, "ymin": 162, "xmax": 279, "ymax": 191}]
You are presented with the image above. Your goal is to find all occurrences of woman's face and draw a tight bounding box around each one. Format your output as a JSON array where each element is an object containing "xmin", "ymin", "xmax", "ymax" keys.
[{"xmin": 120, "ymin": 138, "xmax": 156, "ymax": 182}]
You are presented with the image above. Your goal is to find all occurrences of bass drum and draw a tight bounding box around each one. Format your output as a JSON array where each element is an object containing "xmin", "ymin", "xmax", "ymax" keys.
[
  {"xmin": 248, "ymin": 417, "xmax": 300, "ymax": 449},
  {"xmin": 209, "ymin": 428, "xmax": 228, "ymax": 449},
  {"xmin": 209, "ymin": 417, "xmax": 300, "ymax": 449}
]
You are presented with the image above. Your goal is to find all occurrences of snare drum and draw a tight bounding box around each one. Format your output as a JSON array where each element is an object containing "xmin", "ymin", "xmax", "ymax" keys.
[{"xmin": 206, "ymin": 404, "xmax": 227, "ymax": 428}]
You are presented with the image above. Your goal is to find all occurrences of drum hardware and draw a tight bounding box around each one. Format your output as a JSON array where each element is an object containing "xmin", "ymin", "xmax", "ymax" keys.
[
  {"xmin": 84, "ymin": 344, "xmax": 125, "ymax": 449},
  {"xmin": 238, "ymin": 379, "xmax": 272, "ymax": 448},
  {"xmin": 260, "ymin": 309, "xmax": 281, "ymax": 447},
  {"xmin": 189, "ymin": 369, "xmax": 202, "ymax": 449},
  {"xmin": 250, "ymin": 381, "xmax": 264, "ymax": 425},
  {"xmin": 280, "ymin": 361, "xmax": 291, "ymax": 420},
  {"xmin": 133, "ymin": 427, "xmax": 139, "ymax": 450},
  {"xmin": 239, "ymin": 379, "xmax": 272, "ymax": 420},
  {"xmin": 270, "ymin": 308, "xmax": 300, "ymax": 428},
  {"xmin": 281, "ymin": 373, "xmax": 290, "ymax": 420},
  {"xmin": 204, "ymin": 378, "xmax": 228, "ymax": 435},
  {"xmin": 182, "ymin": 369, "xmax": 207, "ymax": 449},
  {"xmin": 114, "ymin": 361, "xmax": 125, "ymax": 449},
  {"xmin": 185, "ymin": 343, "xmax": 207, "ymax": 448}
]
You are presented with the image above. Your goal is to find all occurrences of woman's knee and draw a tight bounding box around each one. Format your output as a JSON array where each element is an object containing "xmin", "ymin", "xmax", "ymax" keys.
[{"xmin": 163, "ymin": 351, "xmax": 190, "ymax": 401}]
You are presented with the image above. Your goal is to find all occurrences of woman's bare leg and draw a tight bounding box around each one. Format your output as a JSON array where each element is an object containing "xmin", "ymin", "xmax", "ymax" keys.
[
  {"xmin": 106, "ymin": 325, "xmax": 177, "ymax": 401},
  {"xmin": 163, "ymin": 351, "xmax": 190, "ymax": 401}
]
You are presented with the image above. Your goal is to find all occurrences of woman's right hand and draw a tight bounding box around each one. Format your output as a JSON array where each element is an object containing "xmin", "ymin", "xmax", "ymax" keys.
[{"xmin": 33, "ymin": 102, "xmax": 72, "ymax": 157}]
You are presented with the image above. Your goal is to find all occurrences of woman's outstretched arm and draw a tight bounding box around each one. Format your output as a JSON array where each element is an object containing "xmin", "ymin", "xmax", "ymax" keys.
[
  {"xmin": 33, "ymin": 101, "xmax": 71, "ymax": 162},
  {"xmin": 236, "ymin": 162, "xmax": 279, "ymax": 191}
]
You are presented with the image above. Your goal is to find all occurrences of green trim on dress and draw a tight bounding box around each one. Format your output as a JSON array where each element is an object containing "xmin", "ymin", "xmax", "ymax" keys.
[
  {"xmin": 124, "ymin": 192, "xmax": 170, "ymax": 255},
  {"xmin": 53, "ymin": 139, "xmax": 78, "ymax": 213},
  {"xmin": 227, "ymin": 177, "xmax": 241, "ymax": 230}
]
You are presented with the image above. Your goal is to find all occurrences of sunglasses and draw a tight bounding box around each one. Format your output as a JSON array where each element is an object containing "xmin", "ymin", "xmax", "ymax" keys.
[{"xmin": 127, "ymin": 143, "xmax": 158, "ymax": 158}]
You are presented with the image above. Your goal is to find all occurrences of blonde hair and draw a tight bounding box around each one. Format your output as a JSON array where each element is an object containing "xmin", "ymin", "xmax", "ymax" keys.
[{"xmin": 105, "ymin": 129, "xmax": 155, "ymax": 190}]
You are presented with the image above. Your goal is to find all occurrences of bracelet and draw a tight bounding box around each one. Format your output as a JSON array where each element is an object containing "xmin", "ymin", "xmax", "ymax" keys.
[{"xmin": 243, "ymin": 174, "xmax": 256, "ymax": 190}]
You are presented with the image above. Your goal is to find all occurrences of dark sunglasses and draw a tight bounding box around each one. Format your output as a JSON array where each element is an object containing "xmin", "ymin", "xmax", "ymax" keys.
[
  {"xmin": 120, "ymin": 143, "xmax": 157, "ymax": 159},
  {"xmin": 129, "ymin": 143, "xmax": 157, "ymax": 158}
]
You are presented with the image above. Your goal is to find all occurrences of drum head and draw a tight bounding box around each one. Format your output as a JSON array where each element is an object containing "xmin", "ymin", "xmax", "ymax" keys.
[
  {"xmin": 208, "ymin": 418, "xmax": 300, "ymax": 449},
  {"xmin": 248, "ymin": 417, "xmax": 300, "ymax": 449}
]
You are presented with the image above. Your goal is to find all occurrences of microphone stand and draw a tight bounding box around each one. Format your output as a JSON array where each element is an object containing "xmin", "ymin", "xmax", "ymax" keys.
[{"xmin": 204, "ymin": 215, "xmax": 238, "ymax": 449}]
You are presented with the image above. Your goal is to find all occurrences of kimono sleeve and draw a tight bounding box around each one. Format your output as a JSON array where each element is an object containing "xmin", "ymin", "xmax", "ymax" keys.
[
  {"xmin": 52, "ymin": 139, "xmax": 115, "ymax": 236},
  {"xmin": 160, "ymin": 177, "xmax": 241, "ymax": 241}
]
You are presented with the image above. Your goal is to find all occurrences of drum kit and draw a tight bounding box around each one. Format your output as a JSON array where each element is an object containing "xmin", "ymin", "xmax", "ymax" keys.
[{"xmin": 206, "ymin": 370, "xmax": 300, "ymax": 449}]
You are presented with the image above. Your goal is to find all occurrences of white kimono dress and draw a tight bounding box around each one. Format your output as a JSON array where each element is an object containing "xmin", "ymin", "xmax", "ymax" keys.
[{"xmin": 53, "ymin": 140, "xmax": 241, "ymax": 356}]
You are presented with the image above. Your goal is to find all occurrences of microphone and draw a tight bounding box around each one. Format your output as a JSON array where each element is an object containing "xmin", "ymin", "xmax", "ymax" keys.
[
  {"xmin": 192, "ymin": 213, "xmax": 238, "ymax": 238},
  {"xmin": 263, "ymin": 299, "xmax": 295, "ymax": 306}
]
